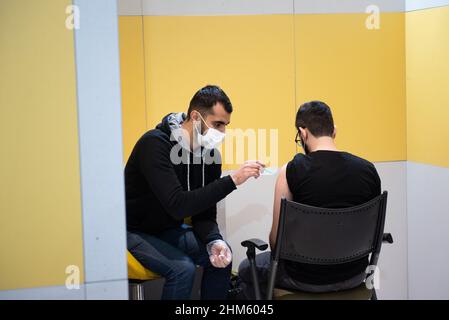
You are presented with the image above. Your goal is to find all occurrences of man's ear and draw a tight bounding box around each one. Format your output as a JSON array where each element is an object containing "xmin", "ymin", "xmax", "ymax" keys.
[
  {"xmin": 190, "ymin": 110, "xmax": 199, "ymax": 122},
  {"xmin": 299, "ymin": 127, "xmax": 307, "ymax": 140},
  {"xmin": 332, "ymin": 125, "xmax": 337, "ymax": 139}
]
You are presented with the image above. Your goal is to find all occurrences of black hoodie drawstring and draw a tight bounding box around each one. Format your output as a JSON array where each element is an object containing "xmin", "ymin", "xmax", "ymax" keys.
[{"xmin": 186, "ymin": 149, "xmax": 205, "ymax": 192}]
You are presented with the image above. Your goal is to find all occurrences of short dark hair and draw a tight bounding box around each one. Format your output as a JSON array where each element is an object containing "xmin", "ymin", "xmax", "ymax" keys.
[
  {"xmin": 187, "ymin": 85, "xmax": 233, "ymax": 119},
  {"xmin": 295, "ymin": 101, "xmax": 334, "ymax": 137}
]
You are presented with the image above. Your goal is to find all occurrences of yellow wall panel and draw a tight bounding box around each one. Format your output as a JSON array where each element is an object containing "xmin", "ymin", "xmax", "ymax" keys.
[
  {"xmin": 295, "ymin": 13, "xmax": 406, "ymax": 163},
  {"xmin": 119, "ymin": 16, "xmax": 147, "ymax": 163},
  {"xmin": 0, "ymin": 0, "xmax": 84, "ymax": 290},
  {"xmin": 121, "ymin": 13, "xmax": 409, "ymax": 167},
  {"xmin": 406, "ymin": 6, "xmax": 449, "ymax": 168},
  {"xmin": 142, "ymin": 15, "xmax": 297, "ymax": 169}
]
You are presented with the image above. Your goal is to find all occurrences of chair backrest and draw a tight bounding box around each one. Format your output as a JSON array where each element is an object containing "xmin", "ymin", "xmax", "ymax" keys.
[{"xmin": 273, "ymin": 191, "xmax": 388, "ymax": 267}]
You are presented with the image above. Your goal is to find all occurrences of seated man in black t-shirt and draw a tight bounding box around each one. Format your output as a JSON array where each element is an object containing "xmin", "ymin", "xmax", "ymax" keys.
[{"xmin": 238, "ymin": 101, "xmax": 381, "ymax": 299}]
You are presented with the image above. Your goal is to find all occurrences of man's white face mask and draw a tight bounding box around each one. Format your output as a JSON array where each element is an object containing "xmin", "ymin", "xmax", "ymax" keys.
[{"xmin": 194, "ymin": 112, "xmax": 226, "ymax": 149}]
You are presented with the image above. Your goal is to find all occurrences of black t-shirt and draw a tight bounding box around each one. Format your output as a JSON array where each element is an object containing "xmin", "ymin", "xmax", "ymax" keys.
[{"xmin": 284, "ymin": 150, "xmax": 381, "ymax": 285}]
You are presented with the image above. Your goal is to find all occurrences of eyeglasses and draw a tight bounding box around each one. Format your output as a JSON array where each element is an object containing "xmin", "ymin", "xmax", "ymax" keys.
[{"xmin": 295, "ymin": 131, "xmax": 301, "ymax": 147}]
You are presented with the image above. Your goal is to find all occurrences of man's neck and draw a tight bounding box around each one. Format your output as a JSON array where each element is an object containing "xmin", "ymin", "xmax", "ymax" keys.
[
  {"xmin": 309, "ymin": 136, "xmax": 338, "ymax": 153},
  {"xmin": 181, "ymin": 119, "xmax": 199, "ymax": 151}
]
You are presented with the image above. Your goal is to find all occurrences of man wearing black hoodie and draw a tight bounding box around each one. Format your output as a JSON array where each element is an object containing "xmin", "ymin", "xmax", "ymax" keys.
[{"xmin": 125, "ymin": 85, "xmax": 264, "ymax": 299}]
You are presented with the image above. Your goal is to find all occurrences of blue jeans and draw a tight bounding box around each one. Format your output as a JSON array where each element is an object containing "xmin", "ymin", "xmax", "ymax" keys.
[{"xmin": 127, "ymin": 226, "xmax": 231, "ymax": 300}]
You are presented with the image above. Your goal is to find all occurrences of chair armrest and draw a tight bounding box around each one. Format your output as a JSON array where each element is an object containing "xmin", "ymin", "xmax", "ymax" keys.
[
  {"xmin": 382, "ymin": 233, "xmax": 393, "ymax": 244},
  {"xmin": 241, "ymin": 238, "xmax": 269, "ymax": 251},
  {"xmin": 240, "ymin": 238, "xmax": 268, "ymax": 300}
]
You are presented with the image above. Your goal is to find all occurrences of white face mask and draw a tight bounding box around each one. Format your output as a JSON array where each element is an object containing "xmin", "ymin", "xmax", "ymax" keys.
[{"xmin": 194, "ymin": 112, "xmax": 226, "ymax": 149}]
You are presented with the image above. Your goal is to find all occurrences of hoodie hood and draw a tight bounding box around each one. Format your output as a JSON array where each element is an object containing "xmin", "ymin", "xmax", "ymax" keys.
[
  {"xmin": 156, "ymin": 112, "xmax": 186, "ymax": 135},
  {"xmin": 156, "ymin": 112, "xmax": 190, "ymax": 151}
]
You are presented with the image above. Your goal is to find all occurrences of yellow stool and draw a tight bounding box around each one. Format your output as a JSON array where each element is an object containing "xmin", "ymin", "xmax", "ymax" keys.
[
  {"xmin": 127, "ymin": 251, "xmax": 164, "ymax": 300},
  {"xmin": 127, "ymin": 251, "xmax": 160, "ymax": 280}
]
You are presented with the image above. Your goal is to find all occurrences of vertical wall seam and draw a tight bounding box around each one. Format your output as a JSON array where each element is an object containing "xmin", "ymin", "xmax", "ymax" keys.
[
  {"xmin": 405, "ymin": 161, "xmax": 410, "ymax": 299},
  {"xmin": 140, "ymin": 0, "xmax": 149, "ymax": 130},
  {"xmin": 112, "ymin": 0, "xmax": 129, "ymax": 290},
  {"xmin": 292, "ymin": 0, "xmax": 299, "ymax": 155},
  {"xmin": 403, "ymin": 8, "xmax": 410, "ymax": 300},
  {"xmin": 72, "ymin": 0, "xmax": 88, "ymax": 300}
]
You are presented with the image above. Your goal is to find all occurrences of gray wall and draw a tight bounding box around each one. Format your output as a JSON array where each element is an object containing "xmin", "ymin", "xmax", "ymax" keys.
[
  {"xmin": 405, "ymin": 0, "xmax": 449, "ymax": 300},
  {"xmin": 407, "ymin": 162, "xmax": 449, "ymax": 299},
  {"xmin": 74, "ymin": 0, "xmax": 128, "ymax": 300}
]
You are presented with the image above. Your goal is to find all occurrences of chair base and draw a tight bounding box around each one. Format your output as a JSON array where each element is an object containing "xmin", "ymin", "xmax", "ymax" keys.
[
  {"xmin": 273, "ymin": 284, "xmax": 375, "ymax": 300},
  {"xmin": 129, "ymin": 278, "xmax": 166, "ymax": 300}
]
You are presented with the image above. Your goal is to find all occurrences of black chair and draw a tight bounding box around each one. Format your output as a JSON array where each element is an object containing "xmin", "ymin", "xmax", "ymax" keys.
[{"xmin": 241, "ymin": 191, "xmax": 393, "ymax": 300}]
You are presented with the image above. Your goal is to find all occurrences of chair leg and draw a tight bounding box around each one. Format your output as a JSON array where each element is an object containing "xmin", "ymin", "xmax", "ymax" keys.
[
  {"xmin": 190, "ymin": 266, "xmax": 204, "ymax": 300},
  {"xmin": 249, "ymin": 257, "xmax": 262, "ymax": 300},
  {"xmin": 266, "ymin": 260, "xmax": 278, "ymax": 300},
  {"xmin": 129, "ymin": 282, "xmax": 145, "ymax": 300}
]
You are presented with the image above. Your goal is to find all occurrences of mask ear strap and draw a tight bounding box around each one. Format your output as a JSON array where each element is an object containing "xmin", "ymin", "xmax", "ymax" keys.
[
  {"xmin": 193, "ymin": 111, "xmax": 203, "ymax": 134},
  {"xmin": 196, "ymin": 112, "xmax": 211, "ymax": 130}
]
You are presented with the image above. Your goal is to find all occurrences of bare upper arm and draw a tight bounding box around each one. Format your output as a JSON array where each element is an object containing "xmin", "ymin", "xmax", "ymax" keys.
[{"xmin": 269, "ymin": 164, "xmax": 293, "ymax": 249}]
